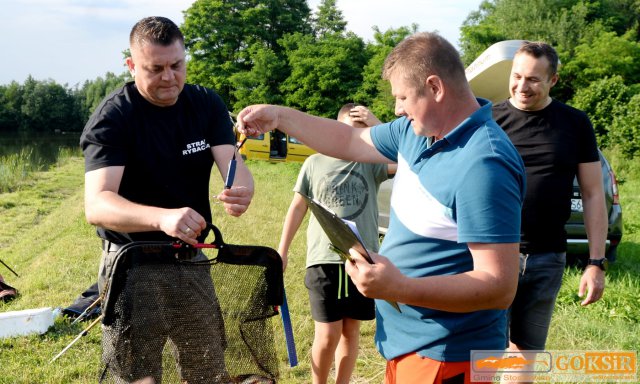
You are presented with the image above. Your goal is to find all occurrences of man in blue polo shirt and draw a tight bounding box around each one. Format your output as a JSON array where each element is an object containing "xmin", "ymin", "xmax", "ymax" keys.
[{"xmin": 237, "ymin": 32, "xmax": 525, "ymax": 384}]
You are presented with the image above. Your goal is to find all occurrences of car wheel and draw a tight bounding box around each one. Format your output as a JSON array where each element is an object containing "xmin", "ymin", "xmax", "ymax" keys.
[{"xmin": 605, "ymin": 244, "xmax": 618, "ymax": 263}]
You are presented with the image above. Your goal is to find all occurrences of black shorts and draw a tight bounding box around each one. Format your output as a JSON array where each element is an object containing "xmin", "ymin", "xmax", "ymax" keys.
[{"xmin": 305, "ymin": 264, "xmax": 375, "ymax": 323}]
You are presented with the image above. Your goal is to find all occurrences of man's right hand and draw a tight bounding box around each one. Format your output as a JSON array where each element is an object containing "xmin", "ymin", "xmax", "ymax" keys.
[
  {"xmin": 160, "ymin": 207, "xmax": 206, "ymax": 246},
  {"xmin": 236, "ymin": 104, "xmax": 280, "ymax": 137},
  {"xmin": 216, "ymin": 186, "xmax": 253, "ymax": 217}
]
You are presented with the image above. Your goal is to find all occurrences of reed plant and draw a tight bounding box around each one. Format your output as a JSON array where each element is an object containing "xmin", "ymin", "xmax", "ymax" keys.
[
  {"xmin": 0, "ymin": 145, "xmax": 80, "ymax": 193},
  {"xmin": 0, "ymin": 147, "xmax": 43, "ymax": 193}
]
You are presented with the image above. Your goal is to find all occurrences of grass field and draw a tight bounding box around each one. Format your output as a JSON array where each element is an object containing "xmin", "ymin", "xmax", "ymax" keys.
[{"xmin": 0, "ymin": 153, "xmax": 638, "ymax": 383}]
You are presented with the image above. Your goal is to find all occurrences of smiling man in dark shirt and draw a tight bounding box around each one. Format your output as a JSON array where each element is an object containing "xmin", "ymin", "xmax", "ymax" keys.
[{"xmin": 493, "ymin": 41, "xmax": 607, "ymax": 384}]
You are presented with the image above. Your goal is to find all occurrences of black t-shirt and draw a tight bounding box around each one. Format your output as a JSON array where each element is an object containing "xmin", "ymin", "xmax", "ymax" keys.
[
  {"xmin": 80, "ymin": 82, "xmax": 235, "ymax": 243},
  {"xmin": 493, "ymin": 99, "xmax": 599, "ymax": 253}
]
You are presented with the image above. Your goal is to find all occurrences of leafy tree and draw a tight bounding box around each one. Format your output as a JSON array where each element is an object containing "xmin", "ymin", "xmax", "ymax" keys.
[
  {"xmin": 279, "ymin": 32, "xmax": 368, "ymax": 117},
  {"xmin": 459, "ymin": 0, "xmax": 507, "ymax": 65},
  {"xmin": 0, "ymin": 72, "xmax": 129, "ymax": 134},
  {"xmin": 353, "ymin": 25, "xmax": 417, "ymax": 122},
  {"xmin": 312, "ymin": 0, "xmax": 347, "ymax": 37},
  {"xmin": 570, "ymin": 76, "xmax": 635, "ymax": 147},
  {"xmin": 562, "ymin": 30, "xmax": 640, "ymax": 90},
  {"xmin": 181, "ymin": 0, "xmax": 311, "ymax": 107},
  {"xmin": 78, "ymin": 72, "xmax": 130, "ymax": 119},
  {"xmin": 0, "ymin": 81, "xmax": 23, "ymax": 132},
  {"xmin": 229, "ymin": 43, "xmax": 287, "ymax": 111},
  {"xmin": 182, "ymin": 0, "xmax": 254, "ymax": 103},
  {"xmin": 459, "ymin": 0, "xmax": 614, "ymax": 66},
  {"xmin": 587, "ymin": 0, "xmax": 640, "ymax": 37},
  {"xmin": 21, "ymin": 77, "xmax": 82, "ymax": 133},
  {"xmin": 258, "ymin": 0, "xmax": 313, "ymax": 50},
  {"xmin": 610, "ymin": 92, "xmax": 640, "ymax": 157}
]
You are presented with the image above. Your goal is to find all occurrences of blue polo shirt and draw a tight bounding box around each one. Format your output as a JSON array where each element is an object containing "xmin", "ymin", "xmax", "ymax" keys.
[{"xmin": 370, "ymin": 99, "xmax": 525, "ymax": 361}]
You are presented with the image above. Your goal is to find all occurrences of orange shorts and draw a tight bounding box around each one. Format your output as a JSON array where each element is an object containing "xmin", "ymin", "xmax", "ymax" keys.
[{"xmin": 385, "ymin": 352, "xmax": 491, "ymax": 384}]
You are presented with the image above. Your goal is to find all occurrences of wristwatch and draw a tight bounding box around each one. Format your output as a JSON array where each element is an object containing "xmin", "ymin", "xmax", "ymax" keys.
[{"xmin": 587, "ymin": 258, "xmax": 608, "ymax": 271}]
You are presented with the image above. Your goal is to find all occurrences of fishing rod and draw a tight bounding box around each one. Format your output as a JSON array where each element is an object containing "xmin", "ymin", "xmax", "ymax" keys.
[
  {"xmin": 50, "ymin": 315, "xmax": 103, "ymax": 364},
  {"xmin": 0, "ymin": 258, "xmax": 19, "ymax": 277},
  {"xmin": 71, "ymin": 296, "xmax": 102, "ymax": 325}
]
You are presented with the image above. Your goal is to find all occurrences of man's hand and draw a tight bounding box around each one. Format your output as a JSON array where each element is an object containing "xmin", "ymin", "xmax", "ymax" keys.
[
  {"xmin": 236, "ymin": 104, "xmax": 280, "ymax": 137},
  {"xmin": 344, "ymin": 249, "xmax": 404, "ymax": 301},
  {"xmin": 346, "ymin": 242, "xmax": 519, "ymax": 312},
  {"xmin": 578, "ymin": 266, "xmax": 605, "ymax": 306},
  {"xmin": 349, "ymin": 105, "xmax": 382, "ymax": 126},
  {"xmin": 216, "ymin": 186, "xmax": 253, "ymax": 217},
  {"xmin": 159, "ymin": 208, "xmax": 206, "ymax": 246}
]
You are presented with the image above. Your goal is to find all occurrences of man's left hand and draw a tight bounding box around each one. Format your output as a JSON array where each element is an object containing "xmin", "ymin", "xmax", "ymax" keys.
[
  {"xmin": 216, "ymin": 186, "xmax": 252, "ymax": 217},
  {"xmin": 344, "ymin": 249, "xmax": 404, "ymax": 301},
  {"xmin": 578, "ymin": 266, "xmax": 605, "ymax": 306}
]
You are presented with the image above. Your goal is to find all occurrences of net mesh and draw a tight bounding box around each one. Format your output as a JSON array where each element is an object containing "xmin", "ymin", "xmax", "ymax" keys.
[{"xmin": 98, "ymin": 227, "xmax": 283, "ymax": 384}]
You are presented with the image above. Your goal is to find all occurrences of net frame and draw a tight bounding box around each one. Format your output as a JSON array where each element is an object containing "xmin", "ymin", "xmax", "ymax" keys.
[{"xmin": 98, "ymin": 224, "xmax": 284, "ymax": 384}]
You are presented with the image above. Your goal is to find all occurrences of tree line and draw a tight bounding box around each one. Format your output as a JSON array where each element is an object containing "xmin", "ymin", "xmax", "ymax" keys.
[
  {"xmin": 1, "ymin": 0, "xmax": 639, "ymax": 157},
  {"xmin": 0, "ymin": 72, "xmax": 130, "ymax": 134}
]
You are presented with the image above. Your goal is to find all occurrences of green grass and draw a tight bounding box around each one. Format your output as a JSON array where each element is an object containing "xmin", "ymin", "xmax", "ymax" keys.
[
  {"xmin": 0, "ymin": 146, "xmax": 80, "ymax": 193},
  {"xmin": 0, "ymin": 147, "xmax": 44, "ymax": 193},
  {"xmin": 0, "ymin": 155, "xmax": 638, "ymax": 383}
]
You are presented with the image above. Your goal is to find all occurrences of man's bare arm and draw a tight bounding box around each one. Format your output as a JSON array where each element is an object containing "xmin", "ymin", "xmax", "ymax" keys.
[
  {"xmin": 577, "ymin": 160, "xmax": 607, "ymax": 305},
  {"xmin": 346, "ymin": 242, "xmax": 519, "ymax": 312},
  {"xmin": 277, "ymin": 193, "xmax": 308, "ymax": 271},
  {"xmin": 84, "ymin": 166, "xmax": 205, "ymax": 244},
  {"xmin": 212, "ymin": 144, "xmax": 254, "ymax": 217},
  {"xmin": 237, "ymin": 105, "xmax": 391, "ymax": 163}
]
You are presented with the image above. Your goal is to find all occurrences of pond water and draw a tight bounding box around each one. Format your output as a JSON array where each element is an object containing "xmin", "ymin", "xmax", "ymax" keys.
[{"xmin": 0, "ymin": 132, "xmax": 81, "ymax": 167}]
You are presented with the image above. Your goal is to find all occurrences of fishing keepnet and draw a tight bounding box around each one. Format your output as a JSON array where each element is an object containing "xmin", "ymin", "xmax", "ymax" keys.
[{"xmin": 98, "ymin": 225, "xmax": 283, "ymax": 383}]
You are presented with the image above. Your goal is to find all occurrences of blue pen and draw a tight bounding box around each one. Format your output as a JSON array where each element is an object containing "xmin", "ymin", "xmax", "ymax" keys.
[
  {"xmin": 224, "ymin": 159, "xmax": 236, "ymax": 189},
  {"xmin": 224, "ymin": 137, "xmax": 247, "ymax": 189}
]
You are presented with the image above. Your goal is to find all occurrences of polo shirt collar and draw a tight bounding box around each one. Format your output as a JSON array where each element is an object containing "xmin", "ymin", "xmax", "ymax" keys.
[{"xmin": 425, "ymin": 98, "xmax": 493, "ymax": 155}]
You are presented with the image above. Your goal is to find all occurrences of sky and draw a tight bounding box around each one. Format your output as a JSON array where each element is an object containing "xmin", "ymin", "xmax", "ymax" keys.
[{"xmin": 1, "ymin": 0, "xmax": 483, "ymax": 87}]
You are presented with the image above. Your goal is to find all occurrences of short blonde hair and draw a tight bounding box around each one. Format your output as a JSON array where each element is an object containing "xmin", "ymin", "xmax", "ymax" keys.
[{"xmin": 382, "ymin": 32, "xmax": 467, "ymax": 95}]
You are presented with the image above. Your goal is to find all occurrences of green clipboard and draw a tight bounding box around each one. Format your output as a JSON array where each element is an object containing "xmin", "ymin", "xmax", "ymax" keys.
[
  {"xmin": 301, "ymin": 194, "xmax": 401, "ymax": 312},
  {"xmin": 300, "ymin": 194, "xmax": 373, "ymax": 264}
]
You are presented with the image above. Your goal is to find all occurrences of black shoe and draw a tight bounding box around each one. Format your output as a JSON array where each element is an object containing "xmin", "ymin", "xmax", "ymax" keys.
[
  {"xmin": 0, "ymin": 274, "xmax": 17, "ymax": 302},
  {"xmin": 62, "ymin": 283, "xmax": 101, "ymax": 321}
]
